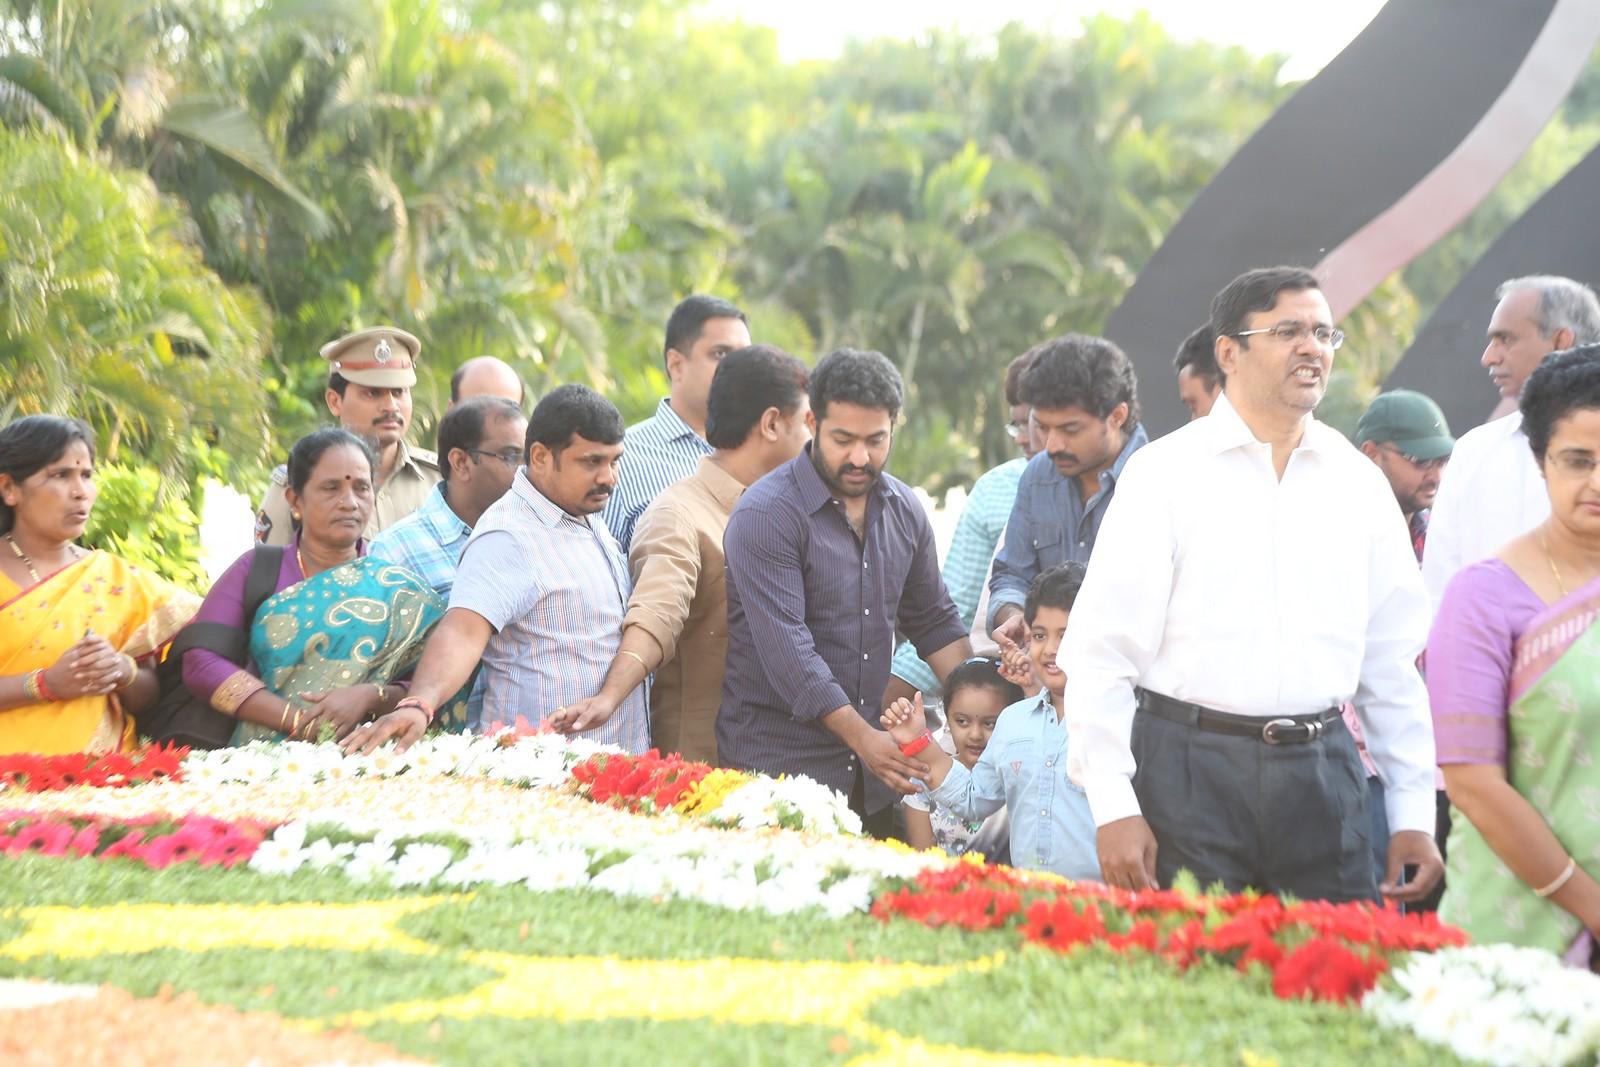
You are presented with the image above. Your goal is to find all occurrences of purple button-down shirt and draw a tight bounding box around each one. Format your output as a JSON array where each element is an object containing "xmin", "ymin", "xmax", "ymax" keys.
[{"xmin": 717, "ymin": 445, "xmax": 965, "ymax": 814}]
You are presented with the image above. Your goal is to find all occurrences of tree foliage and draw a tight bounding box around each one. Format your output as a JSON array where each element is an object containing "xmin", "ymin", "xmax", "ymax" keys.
[{"xmin": 2, "ymin": 0, "xmax": 1598, "ymax": 552}]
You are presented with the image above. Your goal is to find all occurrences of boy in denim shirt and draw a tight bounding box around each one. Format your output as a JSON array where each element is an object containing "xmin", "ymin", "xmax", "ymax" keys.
[{"xmin": 882, "ymin": 564, "xmax": 1101, "ymax": 881}]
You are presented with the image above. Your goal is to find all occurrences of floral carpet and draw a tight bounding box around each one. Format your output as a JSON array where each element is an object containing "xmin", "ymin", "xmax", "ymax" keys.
[{"xmin": 0, "ymin": 735, "xmax": 1594, "ymax": 1066}]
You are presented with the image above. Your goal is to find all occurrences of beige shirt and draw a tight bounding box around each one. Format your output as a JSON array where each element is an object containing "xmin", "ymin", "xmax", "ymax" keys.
[
  {"xmin": 624, "ymin": 455, "xmax": 744, "ymax": 763},
  {"xmin": 254, "ymin": 440, "xmax": 441, "ymax": 546}
]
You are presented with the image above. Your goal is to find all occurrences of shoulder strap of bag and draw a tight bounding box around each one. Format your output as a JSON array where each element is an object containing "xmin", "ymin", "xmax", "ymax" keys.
[{"xmin": 166, "ymin": 546, "xmax": 287, "ymax": 664}]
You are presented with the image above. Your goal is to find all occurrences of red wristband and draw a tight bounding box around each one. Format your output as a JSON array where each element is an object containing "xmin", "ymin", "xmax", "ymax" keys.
[{"xmin": 899, "ymin": 730, "xmax": 933, "ymax": 757}]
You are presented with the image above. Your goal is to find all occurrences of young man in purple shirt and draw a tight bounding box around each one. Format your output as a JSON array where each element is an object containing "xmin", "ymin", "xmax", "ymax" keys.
[{"xmin": 718, "ymin": 348, "xmax": 972, "ymax": 836}]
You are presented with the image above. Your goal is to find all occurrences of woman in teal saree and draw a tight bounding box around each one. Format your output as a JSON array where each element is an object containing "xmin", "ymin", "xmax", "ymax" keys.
[
  {"xmin": 1427, "ymin": 348, "xmax": 1600, "ymax": 965},
  {"xmin": 182, "ymin": 429, "xmax": 468, "ymax": 742}
]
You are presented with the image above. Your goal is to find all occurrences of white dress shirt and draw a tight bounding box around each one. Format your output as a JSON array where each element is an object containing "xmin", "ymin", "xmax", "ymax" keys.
[
  {"xmin": 1420, "ymin": 411, "xmax": 1547, "ymax": 608},
  {"xmin": 1059, "ymin": 394, "xmax": 1438, "ymax": 838}
]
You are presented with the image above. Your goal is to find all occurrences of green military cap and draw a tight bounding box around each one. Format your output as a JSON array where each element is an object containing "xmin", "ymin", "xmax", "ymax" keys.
[
  {"xmin": 322, "ymin": 327, "xmax": 420, "ymax": 388},
  {"xmin": 1354, "ymin": 389, "xmax": 1455, "ymax": 461}
]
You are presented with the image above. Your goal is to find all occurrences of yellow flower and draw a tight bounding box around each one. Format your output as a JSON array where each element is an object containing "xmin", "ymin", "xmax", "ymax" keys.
[{"xmin": 673, "ymin": 768, "xmax": 751, "ymax": 818}]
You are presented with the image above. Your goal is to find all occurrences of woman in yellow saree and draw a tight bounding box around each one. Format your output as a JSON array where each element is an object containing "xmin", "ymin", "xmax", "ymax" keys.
[{"xmin": 0, "ymin": 416, "xmax": 198, "ymax": 755}]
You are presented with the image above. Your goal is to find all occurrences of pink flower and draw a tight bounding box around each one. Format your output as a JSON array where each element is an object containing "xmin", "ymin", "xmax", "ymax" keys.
[
  {"xmin": 100, "ymin": 834, "xmax": 148, "ymax": 861},
  {"xmin": 198, "ymin": 834, "xmax": 260, "ymax": 869},
  {"xmin": 68, "ymin": 825, "xmax": 101, "ymax": 856},
  {"xmin": 5, "ymin": 822, "xmax": 74, "ymax": 857}
]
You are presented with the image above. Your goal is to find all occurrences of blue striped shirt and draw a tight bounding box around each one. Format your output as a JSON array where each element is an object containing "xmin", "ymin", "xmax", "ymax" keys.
[
  {"xmin": 602, "ymin": 397, "xmax": 712, "ymax": 551},
  {"xmin": 890, "ymin": 457, "xmax": 1024, "ymax": 694},
  {"xmin": 450, "ymin": 469, "xmax": 649, "ymax": 750}
]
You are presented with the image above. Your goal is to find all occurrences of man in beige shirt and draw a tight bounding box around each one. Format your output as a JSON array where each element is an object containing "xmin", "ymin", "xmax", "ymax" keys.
[
  {"xmin": 548, "ymin": 345, "xmax": 812, "ymax": 760},
  {"xmin": 255, "ymin": 327, "xmax": 442, "ymax": 544}
]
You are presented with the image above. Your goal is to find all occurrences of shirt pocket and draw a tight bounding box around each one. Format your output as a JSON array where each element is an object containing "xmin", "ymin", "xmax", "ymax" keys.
[
  {"xmin": 998, "ymin": 737, "xmax": 1037, "ymax": 795},
  {"xmin": 1029, "ymin": 521, "xmax": 1063, "ymax": 564}
]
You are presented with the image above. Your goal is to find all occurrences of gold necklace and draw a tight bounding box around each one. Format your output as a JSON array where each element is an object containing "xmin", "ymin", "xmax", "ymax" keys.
[
  {"xmin": 295, "ymin": 545, "xmax": 310, "ymax": 578},
  {"xmin": 1542, "ymin": 531, "xmax": 1571, "ymax": 599},
  {"xmin": 5, "ymin": 533, "xmax": 41, "ymax": 584}
]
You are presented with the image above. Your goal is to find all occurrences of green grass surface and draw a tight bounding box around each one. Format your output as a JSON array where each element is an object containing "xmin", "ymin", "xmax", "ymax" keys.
[{"xmin": 0, "ymin": 855, "xmax": 1465, "ymax": 1067}]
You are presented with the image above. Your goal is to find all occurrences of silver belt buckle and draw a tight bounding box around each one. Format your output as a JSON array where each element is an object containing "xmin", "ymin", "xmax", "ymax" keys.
[{"xmin": 1261, "ymin": 717, "xmax": 1299, "ymax": 745}]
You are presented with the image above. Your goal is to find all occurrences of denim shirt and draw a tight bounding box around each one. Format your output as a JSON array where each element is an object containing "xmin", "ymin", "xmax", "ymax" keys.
[
  {"xmin": 926, "ymin": 692, "xmax": 1101, "ymax": 881},
  {"xmin": 987, "ymin": 424, "xmax": 1148, "ymax": 631}
]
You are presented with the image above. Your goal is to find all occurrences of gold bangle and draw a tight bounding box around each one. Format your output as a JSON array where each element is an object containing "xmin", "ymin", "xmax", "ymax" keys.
[
  {"xmin": 118, "ymin": 653, "xmax": 139, "ymax": 690},
  {"xmin": 619, "ymin": 649, "xmax": 651, "ymax": 673},
  {"xmin": 22, "ymin": 670, "xmax": 40, "ymax": 703},
  {"xmin": 291, "ymin": 708, "xmax": 303, "ymax": 739},
  {"xmin": 373, "ymin": 682, "xmax": 386, "ymax": 705},
  {"xmin": 1534, "ymin": 857, "xmax": 1578, "ymax": 898}
]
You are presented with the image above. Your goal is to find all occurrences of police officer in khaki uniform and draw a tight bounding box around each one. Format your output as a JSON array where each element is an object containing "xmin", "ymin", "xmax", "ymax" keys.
[{"xmin": 254, "ymin": 327, "xmax": 442, "ymax": 545}]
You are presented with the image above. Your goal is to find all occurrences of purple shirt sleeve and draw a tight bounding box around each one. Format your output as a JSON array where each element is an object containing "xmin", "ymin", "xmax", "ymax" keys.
[
  {"xmin": 723, "ymin": 503, "xmax": 852, "ymax": 723},
  {"xmin": 1426, "ymin": 558, "xmax": 1543, "ymax": 767},
  {"xmin": 180, "ymin": 544, "xmax": 303, "ymax": 703}
]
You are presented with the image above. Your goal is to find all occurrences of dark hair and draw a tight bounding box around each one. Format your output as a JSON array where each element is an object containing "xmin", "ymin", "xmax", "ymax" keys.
[
  {"xmin": 809, "ymin": 348, "xmax": 904, "ymax": 422},
  {"xmin": 1521, "ymin": 344, "xmax": 1600, "ymax": 461},
  {"xmin": 286, "ymin": 428, "xmax": 376, "ymax": 495},
  {"xmin": 0, "ymin": 415, "xmax": 96, "ymax": 534},
  {"xmin": 942, "ymin": 657, "xmax": 1024, "ymax": 710},
  {"xmin": 1023, "ymin": 562, "xmax": 1087, "ymax": 623},
  {"xmin": 1174, "ymin": 323, "xmax": 1223, "ymax": 388},
  {"xmin": 1017, "ymin": 334, "xmax": 1140, "ymax": 425},
  {"xmin": 1210, "ymin": 265, "xmax": 1321, "ymax": 341},
  {"xmin": 526, "ymin": 384, "xmax": 624, "ymax": 455},
  {"xmin": 1003, "ymin": 351, "xmax": 1035, "ymax": 407},
  {"xmin": 663, "ymin": 294, "xmax": 747, "ymax": 369},
  {"xmin": 438, "ymin": 397, "xmax": 525, "ymax": 483},
  {"xmin": 705, "ymin": 345, "xmax": 811, "ymax": 449},
  {"xmin": 327, "ymin": 370, "xmax": 351, "ymax": 398}
]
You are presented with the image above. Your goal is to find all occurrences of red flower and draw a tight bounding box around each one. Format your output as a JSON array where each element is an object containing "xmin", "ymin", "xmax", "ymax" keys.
[
  {"xmin": 100, "ymin": 834, "xmax": 148, "ymax": 860},
  {"xmin": 1271, "ymin": 937, "xmax": 1387, "ymax": 1004},
  {"xmin": 1105, "ymin": 919, "xmax": 1159, "ymax": 954},
  {"xmin": 1021, "ymin": 899, "xmax": 1105, "ymax": 952},
  {"xmin": 138, "ymin": 832, "xmax": 207, "ymax": 869}
]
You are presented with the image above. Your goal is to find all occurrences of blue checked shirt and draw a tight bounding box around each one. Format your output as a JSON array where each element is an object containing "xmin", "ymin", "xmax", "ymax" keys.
[
  {"xmin": 890, "ymin": 458, "xmax": 1024, "ymax": 695},
  {"xmin": 987, "ymin": 424, "xmax": 1148, "ymax": 632},
  {"xmin": 603, "ymin": 397, "xmax": 713, "ymax": 551},
  {"xmin": 450, "ymin": 470, "xmax": 650, "ymax": 752},
  {"xmin": 368, "ymin": 483, "xmax": 472, "ymax": 598},
  {"xmin": 369, "ymin": 484, "xmax": 485, "ymax": 723},
  {"xmin": 927, "ymin": 692, "xmax": 1101, "ymax": 880}
]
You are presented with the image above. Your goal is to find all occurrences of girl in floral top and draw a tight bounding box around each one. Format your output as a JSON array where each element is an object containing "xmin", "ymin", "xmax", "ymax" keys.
[{"xmin": 901, "ymin": 657, "xmax": 1021, "ymax": 860}]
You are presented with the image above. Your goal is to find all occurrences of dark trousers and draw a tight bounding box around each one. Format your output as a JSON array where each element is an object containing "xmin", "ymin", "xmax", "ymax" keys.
[
  {"xmin": 848, "ymin": 764, "xmax": 898, "ymax": 841},
  {"xmin": 1131, "ymin": 707, "xmax": 1377, "ymax": 903}
]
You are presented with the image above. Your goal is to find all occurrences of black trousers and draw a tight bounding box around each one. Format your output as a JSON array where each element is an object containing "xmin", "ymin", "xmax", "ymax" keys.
[
  {"xmin": 1131, "ymin": 707, "xmax": 1378, "ymax": 903},
  {"xmin": 848, "ymin": 764, "xmax": 899, "ymax": 841}
]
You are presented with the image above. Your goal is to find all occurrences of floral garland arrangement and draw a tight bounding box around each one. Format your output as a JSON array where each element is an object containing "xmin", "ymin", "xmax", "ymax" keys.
[
  {"xmin": 0, "ymin": 746, "xmax": 187, "ymax": 792},
  {"xmin": 870, "ymin": 863, "xmax": 1468, "ymax": 1005},
  {"xmin": 1365, "ymin": 944, "xmax": 1600, "ymax": 1066},
  {"xmin": 4, "ymin": 739, "xmax": 1599, "ymax": 1066}
]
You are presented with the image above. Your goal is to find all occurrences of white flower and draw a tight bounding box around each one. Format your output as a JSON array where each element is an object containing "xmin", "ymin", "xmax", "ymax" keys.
[
  {"xmin": 301, "ymin": 837, "xmax": 356, "ymax": 871},
  {"xmin": 343, "ymin": 840, "xmax": 397, "ymax": 882},
  {"xmin": 389, "ymin": 842, "xmax": 456, "ymax": 887}
]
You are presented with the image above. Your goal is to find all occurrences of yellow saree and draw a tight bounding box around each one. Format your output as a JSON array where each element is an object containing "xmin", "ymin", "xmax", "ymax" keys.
[{"xmin": 0, "ymin": 552, "xmax": 199, "ymax": 755}]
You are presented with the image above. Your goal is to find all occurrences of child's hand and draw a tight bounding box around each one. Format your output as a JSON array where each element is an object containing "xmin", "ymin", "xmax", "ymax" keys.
[
  {"xmin": 879, "ymin": 692, "xmax": 927, "ymax": 746},
  {"xmin": 999, "ymin": 644, "xmax": 1035, "ymax": 690}
]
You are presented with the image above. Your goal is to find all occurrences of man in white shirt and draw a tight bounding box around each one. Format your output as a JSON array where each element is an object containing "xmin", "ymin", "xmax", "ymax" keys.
[
  {"xmin": 1422, "ymin": 275, "xmax": 1600, "ymax": 605},
  {"xmin": 1062, "ymin": 266, "xmax": 1442, "ymax": 905}
]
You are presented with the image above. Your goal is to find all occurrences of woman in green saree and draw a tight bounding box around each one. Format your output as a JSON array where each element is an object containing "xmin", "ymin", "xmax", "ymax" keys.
[
  {"xmin": 1428, "ymin": 347, "xmax": 1600, "ymax": 965},
  {"xmin": 182, "ymin": 428, "xmax": 465, "ymax": 743}
]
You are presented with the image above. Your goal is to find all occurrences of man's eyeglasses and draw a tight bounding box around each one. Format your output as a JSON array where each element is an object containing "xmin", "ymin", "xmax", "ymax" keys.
[
  {"xmin": 1380, "ymin": 445, "xmax": 1449, "ymax": 472},
  {"xmin": 1546, "ymin": 452, "xmax": 1599, "ymax": 478},
  {"xmin": 1232, "ymin": 322, "xmax": 1346, "ymax": 350},
  {"xmin": 1004, "ymin": 420, "xmax": 1030, "ymax": 441},
  {"xmin": 467, "ymin": 448, "xmax": 523, "ymax": 468}
]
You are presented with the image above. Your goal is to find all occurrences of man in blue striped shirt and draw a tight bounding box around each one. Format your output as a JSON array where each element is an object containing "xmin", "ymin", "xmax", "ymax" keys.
[{"xmin": 603, "ymin": 295, "xmax": 751, "ymax": 550}]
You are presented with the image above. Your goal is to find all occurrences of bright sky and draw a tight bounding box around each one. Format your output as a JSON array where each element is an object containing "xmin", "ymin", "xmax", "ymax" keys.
[{"xmin": 701, "ymin": 0, "xmax": 1389, "ymax": 80}]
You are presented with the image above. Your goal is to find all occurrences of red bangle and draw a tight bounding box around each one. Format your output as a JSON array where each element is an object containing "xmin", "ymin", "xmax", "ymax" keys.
[
  {"xmin": 392, "ymin": 697, "xmax": 434, "ymax": 725},
  {"xmin": 899, "ymin": 730, "xmax": 933, "ymax": 757},
  {"xmin": 32, "ymin": 669, "xmax": 60, "ymax": 704}
]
